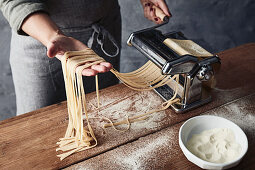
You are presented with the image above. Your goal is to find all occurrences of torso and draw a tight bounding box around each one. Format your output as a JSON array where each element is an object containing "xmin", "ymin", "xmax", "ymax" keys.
[{"xmin": 45, "ymin": 0, "xmax": 117, "ymax": 29}]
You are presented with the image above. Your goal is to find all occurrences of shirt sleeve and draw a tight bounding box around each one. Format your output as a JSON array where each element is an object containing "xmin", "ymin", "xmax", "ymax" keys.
[{"xmin": 0, "ymin": 0, "xmax": 48, "ymax": 35}]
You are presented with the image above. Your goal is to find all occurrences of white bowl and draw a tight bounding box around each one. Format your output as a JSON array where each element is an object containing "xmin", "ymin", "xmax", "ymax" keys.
[{"xmin": 179, "ymin": 115, "xmax": 248, "ymax": 170}]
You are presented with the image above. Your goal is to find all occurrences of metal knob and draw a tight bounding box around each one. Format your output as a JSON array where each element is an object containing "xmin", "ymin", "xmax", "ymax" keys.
[{"xmin": 196, "ymin": 65, "xmax": 213, "ymax": 81}]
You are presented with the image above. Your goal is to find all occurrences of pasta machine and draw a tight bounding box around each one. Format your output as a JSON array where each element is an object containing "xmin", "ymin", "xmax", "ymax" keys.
[{"xmin": 127, "ymin": 17, "xmax": 220, "ymax": 113}]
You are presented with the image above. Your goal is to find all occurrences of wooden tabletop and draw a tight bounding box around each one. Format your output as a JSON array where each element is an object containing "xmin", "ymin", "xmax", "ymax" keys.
[{"xmin": 0, "ymin": 43, "xmax": 254, "ymax": 170}]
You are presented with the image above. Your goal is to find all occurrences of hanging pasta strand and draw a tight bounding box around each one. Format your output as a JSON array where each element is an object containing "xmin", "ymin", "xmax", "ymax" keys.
[
  {"xmin": 56, "ymin": 48, "xmax": 180, "ymax": 160},
  {"xmin": 103, "ymin": 74, "xmax": 180, "ymax": 129},
  {"xmin": 56, "ymin": 38, "xmax": 215, "ymax": 160},
  {"xmin": 57, "ymin": 49, "xmax": 103, "ymax": 160}
]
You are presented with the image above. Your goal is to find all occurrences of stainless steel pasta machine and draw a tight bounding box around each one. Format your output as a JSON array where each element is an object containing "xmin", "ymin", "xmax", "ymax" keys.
[{"xmin": 127, "ymin": 16, "xmax": 221, "ymax": 113}]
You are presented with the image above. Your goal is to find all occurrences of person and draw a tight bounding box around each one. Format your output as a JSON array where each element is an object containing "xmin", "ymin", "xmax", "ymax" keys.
[{"xmin": 0, "ymin": 0, "xmax": 171, "ymax": 115}]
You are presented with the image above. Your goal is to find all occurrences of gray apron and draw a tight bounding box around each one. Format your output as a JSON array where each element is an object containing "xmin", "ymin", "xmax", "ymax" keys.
[{"xmin": 10, "ymin": 0, "xmax": 121, "ymax": 115}]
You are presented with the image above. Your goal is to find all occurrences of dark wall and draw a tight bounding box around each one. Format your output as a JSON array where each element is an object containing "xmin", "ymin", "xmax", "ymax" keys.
[{"xmin": 0, "ymin": 0, "xmax": 254, "ymax": 120}]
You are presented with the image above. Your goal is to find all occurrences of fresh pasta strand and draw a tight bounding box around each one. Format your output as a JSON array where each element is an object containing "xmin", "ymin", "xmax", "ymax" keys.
[
  {"xmin": 57, "ymin": 48, "xmax": 181, "ymax": 160},
  {"xmin": 56, "ymin": 38, "xmax": 213, "ymax": 160},
  {"xmin": 57, "ymin": 49, "xmax": 102, "ymax": 160},
  {"xmin": 103, "ymin": 75, "xmax": 180, "ymax": 129},
  {"xmin": 95, "ymin": 75, "xmax": 100, "ymax": 109},
  {"xmin": 89, "ymin": 116, "xmax": 131, "ymax": 132}
]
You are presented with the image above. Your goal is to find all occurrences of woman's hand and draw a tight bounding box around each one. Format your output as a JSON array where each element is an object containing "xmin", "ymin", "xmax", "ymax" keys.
[
  {"xmin": 140, "ymin": 0, "xmax": 171, "ymax": 24},
  {"xmin": 46, "ymin": 33, "xmax": 112, "ymax": 76},
  {"xmin": 22, "ymin": 12, "xmax": 112, "ymax": 76}
]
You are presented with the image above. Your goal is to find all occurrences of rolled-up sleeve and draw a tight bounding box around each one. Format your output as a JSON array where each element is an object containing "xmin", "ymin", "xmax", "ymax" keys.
[{"xmin": 0, "ymin": 0, "xmax": 48, "ymax": 35}]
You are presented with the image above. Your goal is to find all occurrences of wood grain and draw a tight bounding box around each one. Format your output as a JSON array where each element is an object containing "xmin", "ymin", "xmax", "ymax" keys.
[
  {"xmin": 66, "ymin": 93, "xmax": 255, "ymax": 170},
  {"xmin": 0, "ymin": 43, "xmax": 254, "ymax": 170}
]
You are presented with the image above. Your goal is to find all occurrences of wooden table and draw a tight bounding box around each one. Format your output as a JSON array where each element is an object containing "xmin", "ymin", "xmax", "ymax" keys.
[{"xmin": 0, "ymin": 43, "xmax": 254, "ymax": 170}]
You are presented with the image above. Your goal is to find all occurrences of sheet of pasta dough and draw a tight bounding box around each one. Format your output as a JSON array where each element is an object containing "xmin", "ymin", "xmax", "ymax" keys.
[{"xmin": 163, "ymin": 39, "xmax": 213, "ymax": 56}]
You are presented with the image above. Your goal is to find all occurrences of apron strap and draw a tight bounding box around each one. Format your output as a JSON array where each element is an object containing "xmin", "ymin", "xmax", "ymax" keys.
[{"xmin": 88, "ymin": 24, "xmax": 119, "ymax": 57}]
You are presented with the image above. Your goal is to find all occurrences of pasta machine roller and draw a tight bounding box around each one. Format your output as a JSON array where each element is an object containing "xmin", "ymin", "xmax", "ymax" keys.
[{"xmin": 127, "ymin": 20, "xmax": 220, "ymax": 113}]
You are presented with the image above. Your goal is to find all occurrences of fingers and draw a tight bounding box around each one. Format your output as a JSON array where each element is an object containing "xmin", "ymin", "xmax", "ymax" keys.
[
  {"xmin": 100, "ymin": 62, "xmax": 113, "ymax": 71},
  {"xmin": 46, "ymin": 34, "xmax": 113, "ymax": 76},
  {"xmin": 157, "ymin": 0, "xmax": 171, "ymax": 17},
  {"xmin": 82, "ymin": 62, "xmax": 112, "ymax": 76},
  {"xmin": 143, "ymin": 2, "xmax": 151, "ymax": 20},
  {"xmin": 91, "ymin": 64, "xmax": 108, "ymax": 73},
  {"xmin": 142, "ymin": 0, "xmax": 171, "ymax": 24},
  {"xmin": 149, "ymin": 6, "xmax": 161, "ymax": 24},
  {"xmin": 143, "ymin": 2, "xmax": 159, "ymax": 24},
  {"xmin": 82, "ymin": 68, "xmax": 98, "ymax": 76},
  {"xmin": 91, "ymin": 62, "xmax": 112, "ymax": 72}
]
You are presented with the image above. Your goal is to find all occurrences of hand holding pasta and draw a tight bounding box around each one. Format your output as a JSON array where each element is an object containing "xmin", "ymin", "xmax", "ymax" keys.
[
  {"xmin": 47, "ymin": 34, "xmax": 112, "ymax": 76},
  {"xmin": 56, "ymin": 48, "xmax": 180, "ymax": 160}
]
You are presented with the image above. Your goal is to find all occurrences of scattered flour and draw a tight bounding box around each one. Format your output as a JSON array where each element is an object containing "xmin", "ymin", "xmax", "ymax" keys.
[
  {"xmin": 115, "ymin": 135, "xmax": 168, "ymax": 170},
  {"xmin": 94, "ymin": 91, "xmax": 166, "ymax": 131},
  {"xmin": 69, "ymin": 126, "xmax": 178, "ymax": 170},
  {"xmin": 70, "ymin": 94, "xmax": 255, "ymax": 170},
  {"xmin": 211, "ymin": 99, "xmax": 255, "ymax": 133}
]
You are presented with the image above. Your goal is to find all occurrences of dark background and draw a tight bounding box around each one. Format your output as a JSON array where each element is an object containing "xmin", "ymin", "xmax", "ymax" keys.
[{"xmin": 0, "ymin": 0, "xmax": 254, "ymax": 120}]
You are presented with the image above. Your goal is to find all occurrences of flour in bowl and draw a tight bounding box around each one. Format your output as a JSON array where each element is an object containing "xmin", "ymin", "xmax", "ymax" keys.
[{"xmin": 186, "ymin": 128, "xmax": 241, "ymax": 163}]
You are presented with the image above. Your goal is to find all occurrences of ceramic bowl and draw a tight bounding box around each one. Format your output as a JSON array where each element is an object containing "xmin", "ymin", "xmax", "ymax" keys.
[{"xmin": 179, "ymin": 115, "xmax": 248, "ymax": 170}]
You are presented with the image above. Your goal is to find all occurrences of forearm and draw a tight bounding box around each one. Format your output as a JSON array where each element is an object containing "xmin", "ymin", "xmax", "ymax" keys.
[{"xmin": 21, "ymin": 12, "xmax": 61, "ymax": 46}]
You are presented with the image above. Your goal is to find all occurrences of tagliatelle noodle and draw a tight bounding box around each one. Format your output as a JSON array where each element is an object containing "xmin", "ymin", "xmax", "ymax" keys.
[
  {"xmin": 56, "ymin": 39, "xmax": 212, "ymax": 160},
  {"xmin": 56, "ymin": 48, "xmax": 180, "ymax": 160},
  {"xmin": 56, "ymin": 49, "xmax": 104, "ymax": 160}
]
